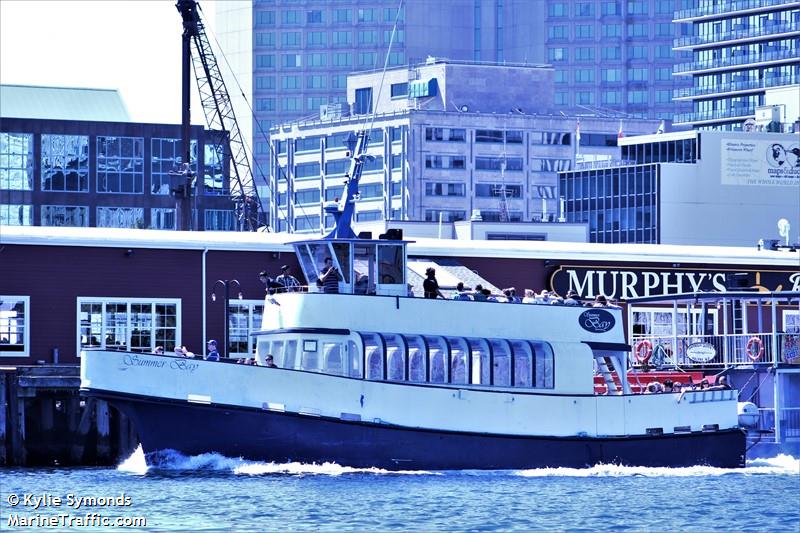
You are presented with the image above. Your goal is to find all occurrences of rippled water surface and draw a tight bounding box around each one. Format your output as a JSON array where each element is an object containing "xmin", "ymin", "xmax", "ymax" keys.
[{"xmin": 2, "ymin": 449, "xmax": 798, "ymax": 532}]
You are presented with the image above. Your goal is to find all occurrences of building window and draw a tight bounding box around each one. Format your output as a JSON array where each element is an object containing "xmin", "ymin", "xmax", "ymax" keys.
[
  {"xmin": 281, "ymin": 32, "xmax": 301, "ymax": 47},
  {"xmin": 424, "ymin": 210, "xmax": 466, "ymax": 222},
  {"xmin": 333, "ymin": 52, "xmax": 352, "ymax": 67},
  {"xmin": 390, "ymin": 154, "xmax": 402, "ymax": 170},
  {"xmin": 425, "ymin": 155, "xmax": 466, "ymax": 170},
  {"xmin": 282, "ymin": 54, "xmax": 302, "ymax": 68},
  {"xmin": 307, "ymin": 75, "xmax": 327, "ymax": 89},
  {"xmin": 331, "ymin": 74, "xmax": 347, "ymax": 89},
  {"xmin": 325, "ymin": 159, "xmax": 350, "ymax": 176},
  {"xmin": 628, "ymin": 46, "xmax": 648, "ymax": 60},
  {"xmin": 255, "ymin": 11, "xmax": 275, "ymax": 26},
  {"xmin": 575, "ymin": 24, "xmax": 593, "ymax": 39},
  {"xmin": 357, "ymin": 8, "xmax": 375, "ymax": 22},
  {"xmin": 205, "ymin": 209, "xmax": 237, "ymax": 231},
  {"xmin": 549, "ymin": 3, "xmax": 567, "ymax": 16},
  {"xmin": 602, "ymin": 90, "xmax": 622, "ymax": 104},
  {"xmin": 228, "ymin": 301, "xmax": 264, "ymax": 358},
  {"xmin": 425, "ymin": 182, "xmax": 466, "ymax": 197},
  {"xmin": 256, "ymin": 32, "xmax": 275, "ymax": 48},
  {"xmin": 575, "ymin": 69, "xmax": 595, "ymax": 83},
  {"xmin": 629, "ymin": 68, "xmax": 648, "ymax": 82},
  {"xmin": 603, "ymin": 24, "xmax": 622, "ymax": 38},
  {"xmin": 0, "ymin": 205, "xmax": 32, "ymax": 226},
  {"xmin": 307, "ymin": 31, "xmax": 326, "ymax": 47},
  {"xmin": 385, "ymin": 29, "xmax": 405, "ymax": 44},
  {"xmin": 41, "ymin": 135, "xmax": 89, "ymax": 192},
  {"xmin": 204, "ymin": 140, "xmax": 227, "ymax": 196},
  {"xmin": 602, "ymin": 47, "xmax": 621, "ymax": 60},
  {"xmin": 96, "ymin": 136, "xmax": 144, "ymax": 193},
  {"xmin": 332, "ymin": 31, "xmax": 352, "ymax": 46},
  {"xmin": 359, "ymin": 51, "xmax": 377, "ymax": 67},
  {"xmin": 425, "ymin": 128, "xmax": 466, "ymax": 142},
  {"xmin": 295, "ymin": 188, "xmax": 321, "ymax": 205},
  {"xmin": 78, "ymin": 299, "xmax": 180, "ymax": 354},
  {"xmin": 602, "ymin": 68, "xmax": 622, "ymax": 82},
  {"xmin": 358, "ymin": 30, "xmax": 378, "ymax": 45},
  {"xmin": 333, "ymin": 8, "xmax": 352, "ymax": 23},
  {"xmin": 360, "ymin": 183, "xmax": 383, "ymax": 198},
  {"xmin": 390, "ymin": 82, "xmax": 408, "ymax": 98},
  {"xmin": 151, "ymin": 208, "xmax": 175, "ymax": 230},
  {"xmin": 256, "ymin": 76, "xmax": 275, "ymax": 90},
  {"xmin": 307, "ymin": 10, "xmax": 323, "ymax": 24},
  {"xmin": 307, "ymin": 53, "xmax": 327, "ymax": 68},
  {"xmin": 41, "ymin": 205, "xmax": 88, "ymax": 227},
  {"xmin": 476, "ymin": 183, "xmax": 522, "ymax": 198},
  {"xmin": 356, "ymin": 210, "xmax": 382, "ymax": 222},
  {"xmin": 602, "ymin": 1, "xmax": 621, "ymax": 16},
  {"xmin": 283, "ymin": 97, "xmax": 301, "ymax": 111},
  {"xmin": 151, "ymin": 138, "xmax": 197, "ymax": 195},
  {"xmin": 0, "ymin": 132, "xmax": 34, "ymax": 190},
  {"xmin": 384, "ymin": 7, "xmax": 404, "ymax": 22},
  {"xmin": 256, "ymin": 54, "xmax": 275, "ymax": 68},
  {"xmin": 295, "ymin": 215, "xmax": 321, "ymax": 232},
  {"xmin": 282, "ymin": 10, "xmax": 300, "ymax": 25},
  {"xmin": 390, "ymin": 181, "xmax": 402, "ymax": 197},
  {"xmin": 555, "ymin": 92, "xmax": 569, "ymax": 105},
  {"xmin": 547, "ymin": 48, "xmax": 568, "ymax": 62},
  {"xmin": 0, "ymin": 296, "xmax": 29, "ymax": 357},
  {"xmin": 257, "ymin": 98, "xmax": 275, "ymax": 111},
  {"xmin": 627, "ymin": 1, "xmax": 648, "ymax": 15},
  {"xmin": 627, "ymin": 23, "xmax": 648, "ymax": 38},
  {"xmin": 307, "ymin": 97, "xmax": 327, "ymax": 111},
  {"xmin": 325, "ymin": 186, "xmax": 344, "ymax": 201},
  {"xmin": 97, "ymin": 207, "xmax": 144, "ymax": 229},
  {"xmin": 295, "ymin": 162, "xmax": 321, "ymax": 179},
  {"xmin": 282, "ymin": 75, "xmax": 300, "ymax": 89},
  {"xmin": 475, "ymin": 157, "xmax": 523, "ymax": 171},
  {"xmin": 548, "ymin": 25, "xmax": 567, "ymax": 39},
  {"xmin": 354, "ymin": 87, "xmax": 373, "ymax": 115},
  {"xmin": 575, "ymin": 2, "xmax": 595, "ymax": 16},
  {"xmin": 363, "ymin": 156, "xmax": 384, "ymax": 172}
]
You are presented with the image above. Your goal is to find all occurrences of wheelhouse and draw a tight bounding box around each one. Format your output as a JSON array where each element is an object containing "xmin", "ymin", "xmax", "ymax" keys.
[{"xmin": 292, "ymin": 237, "xmax": 409, "ymax": 296}]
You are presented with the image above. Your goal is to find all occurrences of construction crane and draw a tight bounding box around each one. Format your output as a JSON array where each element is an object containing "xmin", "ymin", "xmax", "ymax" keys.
[{"xmin": 175, "ymin": 0, "xmax": 265, "ymax": 231}]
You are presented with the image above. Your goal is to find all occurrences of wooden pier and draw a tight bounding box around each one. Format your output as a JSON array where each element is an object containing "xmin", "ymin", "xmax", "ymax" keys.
[{"xmin": 0, "ymin": 365, "xmax": 137, "ymax": 467}]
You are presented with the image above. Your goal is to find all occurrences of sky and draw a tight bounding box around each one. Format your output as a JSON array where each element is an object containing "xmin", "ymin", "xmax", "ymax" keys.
[{"xmin": 0, "ymin": 0, "xmax": 218, "ymax": 125}]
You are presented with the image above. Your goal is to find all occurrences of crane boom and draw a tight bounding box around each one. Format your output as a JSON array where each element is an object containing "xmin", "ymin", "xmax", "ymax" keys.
[{"xmin": 176, "ymin": 0, "xmax": 265, "ymax": 231}]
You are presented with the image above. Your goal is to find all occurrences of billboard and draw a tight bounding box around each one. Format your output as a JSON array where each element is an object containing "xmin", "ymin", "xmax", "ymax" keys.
[{"xmin": 721, "ymin": 138, "xmax": 800, "ymax": 187}]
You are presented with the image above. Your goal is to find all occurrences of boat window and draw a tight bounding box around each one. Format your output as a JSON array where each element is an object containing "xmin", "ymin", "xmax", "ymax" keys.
[
  {"xmin": 509, "ymin": 340, "xmax": 532, "ymax": 388},
  {"xmin": 403, "ymin": 334, "xmax": 427, "ymax": 382},
  {"xmin": 323, "ymin": 341, "xmax": 344, "ymax": 376},
  {"xmin": 446, "ymin": 337, "xmax": 469, "ymax": 385},
  {"xmin": 296, "ymin": 244, "xmax": 319, "ymax": 286},
  {"xmin": 301, "ymin": 338, "xmax": 320, "ymax": 372},
  {"xmin": 531, "ymin": 341, "xmax": 555, "ymax": 388},
  {"xmin": 348, "ymin": 339, "xmax": 362, "ymax": 378},
  {"xmin": 382, "ymin": 333, "xmax": 407, "ymax": 381},
  {"xmin": 258, "ymin": 339, "xmax": 283, "ymax": 366},
  {"xmin": 283, "ymin": 339, "xmax": 298, "ymax": 369},
  {"xmin": 490, "ymin": 339, "xmax": 511, "ymax": 387},
  {"xmin": 332, "ymin": 242, "xmax": 352, "ymax": 284},
  {"xmin": 306, "ymin": 242, "xmax": 338, "ymax": 288},
  {"xmin": 377, "ymin": 244, "xmax": 404, "ymax": 285},
  {"xmin": 361, "ymin": 332, "xmax": 384, "ymax": 380},
  {"xmin": 353, "ymin": 243, "xmax": 377, "ymax": 295},
  {"xmin": 425, "ymin": 336, "xmax": 449, "ymax": 383},
  {"xmin": 468, "ymin": 338, "xmax": 492, "ymax": 385}
]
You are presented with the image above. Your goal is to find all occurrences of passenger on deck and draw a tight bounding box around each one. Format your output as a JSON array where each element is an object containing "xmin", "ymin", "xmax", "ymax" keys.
[
  {"xmin": 206, "ymin": 340, "xmax": 220, "ymax": 361},
  {"xmin": 663, "ymin": 379, "xmax": 674, "ymax": 393},
  {"xmin": 548, "ymin": 291, "xmax": 563, "ymax": 305},
  {"xmin": 423, "ymin": 267, "xmax": 445, "ymax": 299},
  {"xmin": 535, "ymin": 290, "xmax": 551, "ymax": 304},
  {"xmin": 485, "ymin": 289, "xmax": 498, "ymax": 302},
  {"xmin": 453, "ymin": 282, "xmax": 472, "ymax": 300},
  {"xmin": 645, "ymin": 381, "xmax": 664, "ymax": 394},
  {"xmin": 259, "ymin": 271, "xmax": 282, "ymax": 295},
  {"xmin": 275, "ymin": 265, "xmax": 301, "ymax": 293},
  {"xmin": 563, "ymin": 290, "xmax": 580, "ymax": 306},
  {"xmin": 522, "ymin": 289, "xmax": 537, "ymax": 303},
  {"xmin": 319, "ymin": 257, "xmax": 342, "ymax": 294},
  {"xmin": 710, "ymin": 375, "xmax": 732, "ymax": 390},
  {"xmin": 152, "ymin": 346, "xmax": 164, "ymax": 355},
  {"xmin": 592, "ymin": 295, "xmax": 609, "ymax": 307},
  {"xmin": 175, "ymin": 345, "xmax": 194, "ymax": 358},
  {"xmin": 264, "ymin": 355, "xmax": 277, "ymax": 368},
  {"xmin": 699, "ymin": 379, "xmax": 710, "ymax": 390},
  {"xmin": 472, "ymin": 284, "xmax": 488, "ymax": 301},
  {"xmin": 407, "ymin": 283, "xmax": 415, "ymax": 297},
  {"xmin": 502, "ymin": 288, "xmax": 520, "ymax": 303},
  {"xmin": 673, "ymin": 382, "xmax": 683, "ymax": 393}
]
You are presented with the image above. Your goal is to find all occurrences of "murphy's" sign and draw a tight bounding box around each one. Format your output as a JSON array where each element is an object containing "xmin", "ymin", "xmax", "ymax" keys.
[{"xmin": 550, "ymin": 266, "xmax": 800, "ymax": 300}]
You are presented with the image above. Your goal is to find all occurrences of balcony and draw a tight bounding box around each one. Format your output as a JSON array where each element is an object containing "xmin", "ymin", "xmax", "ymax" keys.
[
  {"xmin": 673, "ymin": 47, "xmax": 800, "ymax": 74},
  {"xmin": 674, "ymin": 0, "xmax": 798, "ymax": 22},
  {"xmin": 674, "ymin": 20, "xmax": 800, "ymax": 49},
  {"xmin": 674, "ymin": 105, "xmax": 756, "ymax": 125},
  {"xmin": 673, "ymin": 74, "xmax": 800, "ymax": 100}
]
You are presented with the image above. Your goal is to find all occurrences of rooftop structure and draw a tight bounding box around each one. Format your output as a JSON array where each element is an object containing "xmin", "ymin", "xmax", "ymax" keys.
[
  {"xmin": 0, "ymin": 84, "xmax": 131, "ymax": 123},
  {"xmin": 269, "ymin": 60, "xmax": 661, "ymax": 234}
]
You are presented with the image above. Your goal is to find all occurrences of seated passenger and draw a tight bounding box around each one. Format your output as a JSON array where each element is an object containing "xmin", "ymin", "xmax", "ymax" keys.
[
  {"xmin": 152, "ymin": 346, "xmax": 164, "ymax": 355},
  {"xmin": 471, "ymin": 284, "xmax": 488, "ymax": 302},
  {"xmin": 592, "ymin": 295, "xmax": 608, "ymax": 307},
  {"xmin": 663, "ymin": 379, "xmax": 674, "ymax": 393},
  {"xmin": 453, "ymin": 282, "xmax": 473, "ymax": 301},
  {"xmin": 699, "ymin": 378, "xmax": 710, "ymax": 390},
  {"xmin": 264, "ymin": 354, "xmax": 277, "ymax": 368},
  {"xmin": 522, "ymin": 289, "xmax": 537, "ymax": 304},
  {"xmin": 673, "ymin": 382, "xmax": 683, "ymax": 393},
  {"xmin": 484, "ymin": 289, "xmax": 498, "ymax": 302},
  {"xmin": 502, "ymin": 288, "xmax": 520, "ymax": 303},
  {"xmin": 709, "ymin": 375, "xmax": 732, "ymax": 390},
  {"xmin": 535, "ymin": 290, "xmax": 550, "ymax": 304},
  {"xmin": 548, "ymin": 291, "xmax": 563, "ymax": 305},
  {"xmin": 563, "ymin": 290, "xmax": 580, "ymax": 306}
]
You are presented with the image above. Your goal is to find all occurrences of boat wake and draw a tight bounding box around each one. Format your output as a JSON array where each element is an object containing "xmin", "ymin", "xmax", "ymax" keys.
[
  {"xmin": 116, "ymin": 445, "xmax": 433, "ymax": 476},
  {"xmin": 117, "ymin": 445, "xmax": 798, "ymax": 477}
]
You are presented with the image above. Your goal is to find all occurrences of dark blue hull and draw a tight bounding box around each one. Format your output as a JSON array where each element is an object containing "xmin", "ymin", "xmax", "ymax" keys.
[{"xmin": 89, "ymin": 390, "xmax": 746, "ymax": 469}]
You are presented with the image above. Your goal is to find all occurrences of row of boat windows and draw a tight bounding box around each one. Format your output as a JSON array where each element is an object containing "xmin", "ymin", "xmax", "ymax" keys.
[{"xmin": 256, "ymin": 333, "xmax": 555, "ymax": 389}]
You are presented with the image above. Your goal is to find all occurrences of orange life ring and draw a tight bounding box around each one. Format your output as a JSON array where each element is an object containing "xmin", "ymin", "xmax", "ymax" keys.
[
  {"xmin": 634, "ymin": 340, "xmax": 653, "ymax": 363},
  {"xmin": 746, "ymin": 336, "xmax": 764, "ymax": 361}
]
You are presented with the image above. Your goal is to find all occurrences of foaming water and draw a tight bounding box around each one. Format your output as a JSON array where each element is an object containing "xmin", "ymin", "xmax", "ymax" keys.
[{"xmin": 118, "ymin": 445, "xmax": 798, "ymax": 478}]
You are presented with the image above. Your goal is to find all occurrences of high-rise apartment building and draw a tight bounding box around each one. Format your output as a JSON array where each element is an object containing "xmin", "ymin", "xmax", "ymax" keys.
[
  {"xmin": 544, "ymin": 0, "xmax": 693, "ymax": 120},
  {"xmin": 672, "ymin": 0, "xmax": 800, "ymax": 130}
]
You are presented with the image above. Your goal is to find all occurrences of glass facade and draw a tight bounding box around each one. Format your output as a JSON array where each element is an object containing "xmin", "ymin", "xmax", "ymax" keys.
[
  {"xmin": 97, "ymin": 207, "xmax": 145, "ymax": 229},
  {"xmin": 41, "ymin": 205, "xmax": 89, "ymax": 227},
  {"xmin": 96, "ymin": 136, "xmax": 144, "ymax": 193},
  {"xmin": 560, "ymin": 164, "xmax": 659, "ymax": 243},
  {"xmin": 0, "ymin": 132, "xmax": 34, "ymax": 191},
  {"xmin": 151, "ymin": 138, "xmax": 197, "ymax": 195},
  {"xmin": 78, "ymin": 299, "xmax": 179, "ymax": 353},
  {"xmin": 41, "ymin": 135, "xmax": 89, "ymax": 192},
  {"xmin": 0, "ymin": 205, "xmax": 32, "ymax": 226}
]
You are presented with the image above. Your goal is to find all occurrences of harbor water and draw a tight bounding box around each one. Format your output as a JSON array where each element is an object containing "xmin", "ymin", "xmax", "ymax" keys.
[{"xmin": 1, "ymin": 449, "xmax": 798, "ymax": 531}]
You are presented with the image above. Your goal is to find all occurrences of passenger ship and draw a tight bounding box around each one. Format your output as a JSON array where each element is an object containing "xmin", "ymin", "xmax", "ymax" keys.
[{"xmin": 80, "ymin": 131, "xmax": 746, "ymax": 469}]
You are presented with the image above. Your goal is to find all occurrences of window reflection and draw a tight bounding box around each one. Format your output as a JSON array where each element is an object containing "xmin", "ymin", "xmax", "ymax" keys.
[
  {"xmin": 42, "ymin": 135, "xmax": 89, "ymax": 192},
  {"xmin": 0, "ymin": 132, "xmax": 34, "ymax": 191},
  {"xmin": 151, "ymin": 138, "xmax": 197, "ymax": 195},
  {"xmin": 96, "ymin": 136, "xmax": 144, "ymax": 193}
]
